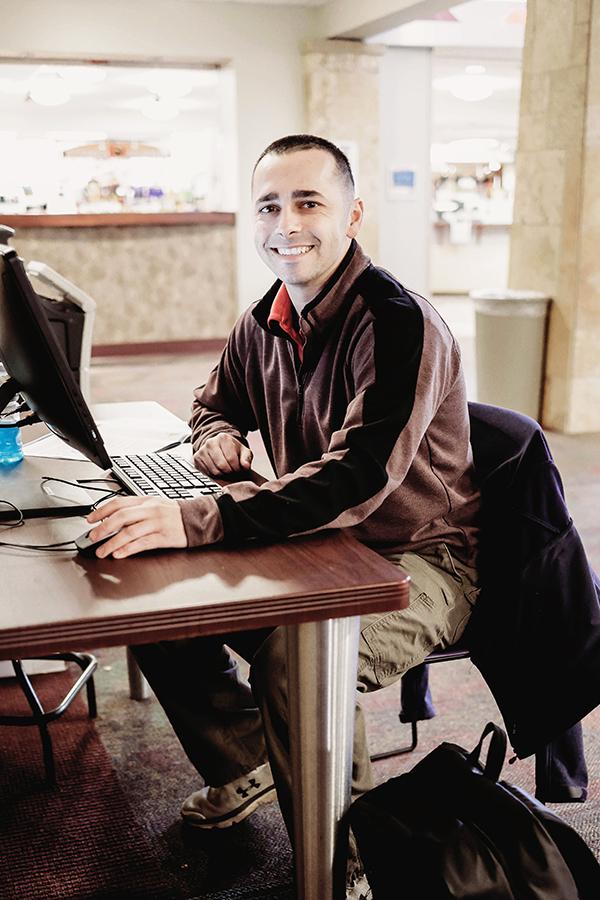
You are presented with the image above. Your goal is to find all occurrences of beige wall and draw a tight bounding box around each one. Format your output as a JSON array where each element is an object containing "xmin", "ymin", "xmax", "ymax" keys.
[
  {"xmin": 0, "ymin": 0, "xmax": 316, "ymax": 309},
  {"xmin": 14, "ymin": 224, "xmax": 236, "ymax": 344},
  {"xmin": 509, "ymin": 0, "xmax": 600, "ymax": 432},
  {"xmin": 304, "ymin": 40, "xmax": 383, "ymax": 260},
  {"xmin": 1, "ymin": 0, "xmax": 438, "ymax": 333},
  {"xmin": 379, "ymin": 46, "xmax": 431, "ymax": 296}
]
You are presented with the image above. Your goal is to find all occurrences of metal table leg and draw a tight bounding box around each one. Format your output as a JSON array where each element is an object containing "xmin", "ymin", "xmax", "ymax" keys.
[
  {"xmin": 287, "ymin": 615, "xmax": 360, "ymax": 900},
  {"xmin": 126, "ymin": 648, "xmax": 151, "ymax": 701}
]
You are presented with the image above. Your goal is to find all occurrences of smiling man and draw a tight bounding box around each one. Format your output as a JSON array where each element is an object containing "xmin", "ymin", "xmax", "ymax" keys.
[
  {"xmin": 87, "ymin": 135, "xmax": 480, "ymax": 899},
  {"xmin": 253, "ymin": 144, "xmax": 361, "ymax": 316}
]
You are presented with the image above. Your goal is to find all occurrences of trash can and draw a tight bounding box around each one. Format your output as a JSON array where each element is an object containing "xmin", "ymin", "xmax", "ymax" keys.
[{"xmin": 471, "ymin": 289, "xmax": 551, "ymax": 421}]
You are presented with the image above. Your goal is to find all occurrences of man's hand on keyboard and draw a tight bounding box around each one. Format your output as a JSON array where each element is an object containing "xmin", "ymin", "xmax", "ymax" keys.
[
  {"xmin": 85, "ymin": 496, "xmax": 188, "ymax": 558},
  {"xmin": 194, "ymin": 434, "xmax": 253, "ymax": 476}
]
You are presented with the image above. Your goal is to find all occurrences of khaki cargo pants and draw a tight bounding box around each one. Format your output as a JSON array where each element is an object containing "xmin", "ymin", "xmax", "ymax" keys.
[
  {"xmin": 353, "ymin": 542, "xmax": 479, "ymax": 792},
  {"xmin": 131, "ymin": 542, "xmax": 478, "ymax": 869}
]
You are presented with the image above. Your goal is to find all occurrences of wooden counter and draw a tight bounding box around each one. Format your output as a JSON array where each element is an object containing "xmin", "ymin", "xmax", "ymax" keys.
[
  {"xmin": 9, "ymin": 214, "xmax": 237, "ymax": 345},
  {"xmin": 0, "ymin": 212, "xmax": 235, "ymax": 228}
]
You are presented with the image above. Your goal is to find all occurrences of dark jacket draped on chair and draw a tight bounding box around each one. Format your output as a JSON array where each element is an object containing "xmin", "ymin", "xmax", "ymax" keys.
[{"xmin": 465, "ymin": 402, "xmax": 600, "ymax": 759}]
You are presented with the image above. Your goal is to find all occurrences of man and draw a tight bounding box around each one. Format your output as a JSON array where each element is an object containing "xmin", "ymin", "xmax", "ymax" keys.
[{"xmin": 87, "ymin": 134, "xmax": 480, "ymax": 896}]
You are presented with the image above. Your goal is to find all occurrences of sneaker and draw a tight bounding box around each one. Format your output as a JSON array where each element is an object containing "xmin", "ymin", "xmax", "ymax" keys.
[
  {"xmin": 181, "ymin": 761, "xmax": 276, "ymax": 829},
  {"xmin": 346, "ymin": 873, "xmax": 372, "ymax": 900}
]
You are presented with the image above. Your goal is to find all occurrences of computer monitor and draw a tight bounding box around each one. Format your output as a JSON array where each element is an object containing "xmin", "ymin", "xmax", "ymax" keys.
[{"xmin": 0, "ymin": 246, "xmax": 111, "ymax": 470}]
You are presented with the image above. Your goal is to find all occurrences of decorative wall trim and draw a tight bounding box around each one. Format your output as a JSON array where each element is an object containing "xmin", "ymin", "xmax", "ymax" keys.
[
  {"xmin": 0, "ymin": 212, "xmax": 235, "ymax": 229},
  {"xmin": 92, "ymin": 338, "xmax": 227, "ymax": 357}
]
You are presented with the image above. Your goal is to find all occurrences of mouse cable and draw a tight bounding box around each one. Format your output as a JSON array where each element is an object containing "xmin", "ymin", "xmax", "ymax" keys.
[
  {"xmin": 0, "ymin": 502, "xmax": 76, "ymax": 551},
  {"xmin": 0, "ymin": 538, "xmax": 77, "ymax": 552},
  {"xmin": 40, "ymin": 476, "xmax": 126, "ymax": 512},
  {"xmin": 0, "ymin": 487, "xmax": 121, "ymax": 552}
]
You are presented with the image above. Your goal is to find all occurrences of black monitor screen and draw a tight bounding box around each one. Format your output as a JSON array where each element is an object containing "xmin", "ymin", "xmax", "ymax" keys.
[{"xmin": 0, "ymin": 248, "xmax": 111, "ymax": 470}]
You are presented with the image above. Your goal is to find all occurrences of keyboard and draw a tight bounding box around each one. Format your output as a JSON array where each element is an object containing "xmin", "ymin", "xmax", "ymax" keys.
[{"xmin": 111, "ymin": 452, "xmax": 223, "ymax": 501}]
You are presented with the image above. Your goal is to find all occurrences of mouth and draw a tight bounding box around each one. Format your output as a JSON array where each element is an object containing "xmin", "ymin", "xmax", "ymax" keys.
[{"xmin": 270, "ymin": 245, "xmax": 314, "ymax": 257}]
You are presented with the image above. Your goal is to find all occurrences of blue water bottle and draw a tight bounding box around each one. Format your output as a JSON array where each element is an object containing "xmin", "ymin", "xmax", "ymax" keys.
[{"xmin": 0, "ymin": 363, "xmax": 24, "ymax": 466}]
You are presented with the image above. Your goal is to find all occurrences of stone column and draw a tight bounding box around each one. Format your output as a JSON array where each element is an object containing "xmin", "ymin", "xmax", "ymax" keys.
[
  {"xmin": 303, "ymin": 40, "xmax": 383, "ymax": 260},
  {"xmin": 509, "ymin": 0, "xmax": 600, "ymax": 432}
]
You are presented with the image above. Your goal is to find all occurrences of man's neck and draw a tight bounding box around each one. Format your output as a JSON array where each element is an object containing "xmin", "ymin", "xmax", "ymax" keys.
[
  {"xmin": 286, "ymin": 287, "xmax": 312, "ymax": 318},
  {"xmin": 284, "ymin": 241, "xmax": 354, "ymax": 318}
]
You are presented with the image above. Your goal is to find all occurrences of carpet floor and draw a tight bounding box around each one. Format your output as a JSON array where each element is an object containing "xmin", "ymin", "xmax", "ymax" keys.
[
  {"xmin": 0, "ymin": 669, "xmax": 179, "ymax": 900},
  {"xmin": 1, "ymin": 649, "xmax": 599, "ymax": 899}
]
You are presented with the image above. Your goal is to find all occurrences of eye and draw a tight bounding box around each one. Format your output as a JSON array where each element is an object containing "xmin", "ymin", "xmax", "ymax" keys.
[
  {"xmin": 258, "ymin": 204, "xmax": 278, "ymax": 214},
  {"xmin": 301, "ymin": 201, "xmax": 319, "ymax": 209}
]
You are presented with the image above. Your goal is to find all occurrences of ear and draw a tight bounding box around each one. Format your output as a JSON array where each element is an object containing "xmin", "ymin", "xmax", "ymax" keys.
[{"xmin": 346, "ymin": 198, "xmax": 364, "ymax": 238}]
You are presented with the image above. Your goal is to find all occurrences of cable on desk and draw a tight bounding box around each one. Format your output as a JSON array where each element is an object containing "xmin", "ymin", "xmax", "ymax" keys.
[
  {"xmin": 40, "ymin": 476, "xmax": 125, "ymax": 508},
  {"xmin": 0, "ymin": 479, "xmax": 126, "ymax": 552},
  {"xmin": 0, "ymin": 500, "xmax": 68, "ymax": 550},
  {"xmin": 0, "ymin": 500, "xmax": 24, "ymax": 528}
]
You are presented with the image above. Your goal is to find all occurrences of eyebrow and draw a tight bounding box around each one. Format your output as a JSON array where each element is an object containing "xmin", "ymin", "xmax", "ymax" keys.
[{"xmin": 255, "ymin": 189, "xmax": 326, "ymax": 205}]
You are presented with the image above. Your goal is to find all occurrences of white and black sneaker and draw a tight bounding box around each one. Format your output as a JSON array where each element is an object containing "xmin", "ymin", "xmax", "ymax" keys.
[
  {"xmin": 181, "ymin": 762, "xmax": 276, "ymax": 829},
  {"xmin": 346, "ymin": 873, "xmax": 372, "ymax": 900}
]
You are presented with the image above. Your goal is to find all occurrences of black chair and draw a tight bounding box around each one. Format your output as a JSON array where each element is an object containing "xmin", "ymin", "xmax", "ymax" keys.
[
  {"xmin": 370, "ymin": 644, "xmax": 469, "ymax": 762},
  {"xmin": 371, "ymin": 402, "xmax": 589, "ymax": 803},
  {"xmin": 0, "ymin": 653, "xmax": 97, "ymax": 783}
]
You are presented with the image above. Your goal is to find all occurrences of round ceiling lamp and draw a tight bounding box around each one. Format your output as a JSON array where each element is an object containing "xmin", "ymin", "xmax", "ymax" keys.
[
  {"xmin": 28, "ymin": 72, "xmax": 71, "ymax": 107},
  {"xmin": 434, "ymin": 72, "xmax": 494, "ymax": 102},
  {"xmin": 55, "ymin": 65, "xmax": 107, "ymax": 87}
]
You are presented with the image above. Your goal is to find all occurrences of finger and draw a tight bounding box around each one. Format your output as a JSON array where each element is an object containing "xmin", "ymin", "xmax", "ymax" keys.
[
  {"xmin": 111, "ymin": 532, "xmax": 165, "ymax": 559},
  {"xmin": 88, "ymin": 500, "xmax": 178, "ymax": 545},
  {"xmin": 94, "ymin": 519, "xmax": 156, "ymax": 558},
  {"xmin": 205, "ymin": 442, "xmax": 235, "ymax": 474},
  {"xmin": 104, "ymin": 515, "xmax": 178, "ymax": 558},
  {"xmin": 94, "ymin": 501, "xmax": 185, "ymax": 557},
  {"xmin": 240, "ymin": 446, "xmax": 254, "ymax": 469},
  {"xmin": 87, "ymin": 496, "xmax": 148, "ymax": 523},
  {"xmin": 194, "ymin": 447, "xmax": 218, "ymax": 475},
  {"xmin": 219, "ymin": 437, "xmax": 246, "ymax": 470},
  {"xmin": 88, "ymin": 504, "xmax": 155, "ymax": 541}
]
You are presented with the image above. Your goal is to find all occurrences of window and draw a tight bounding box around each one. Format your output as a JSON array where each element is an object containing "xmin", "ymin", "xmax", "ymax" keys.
[{"xmin": 0, "ymin": 62, "xmax": 237, "ymax": 215}]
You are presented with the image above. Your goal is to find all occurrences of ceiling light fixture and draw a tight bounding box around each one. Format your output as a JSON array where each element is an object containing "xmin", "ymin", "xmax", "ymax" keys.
[
  {"xmin": 433, "ymin": 70, "xmax": 519, "ymax": 103},
  {"xmin": 55, "ymin": 65, "xmax": 107, "ymax": 87},
  {"xmin": 28, "ymin": 73, "xmax": 71, "ymax": 107},
  {"xmin": 434, "ymin": 72, "xmax": 494, "ymax": 102}
]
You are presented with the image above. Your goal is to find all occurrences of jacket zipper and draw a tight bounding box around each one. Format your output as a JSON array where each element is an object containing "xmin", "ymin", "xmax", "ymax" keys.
[
  {"xmin": 296, "ymin": 371, "xmax": 308, "ymax": 429},
  {"xmin": 285, "ymin": 334, "xmax": 310, "ymax": 429}
]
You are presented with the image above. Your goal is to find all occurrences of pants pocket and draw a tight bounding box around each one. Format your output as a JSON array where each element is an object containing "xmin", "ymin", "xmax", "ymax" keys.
[
  {"xmin": 359, "ymin": 593, "xmax": 447, "ymax": 690},
  {"xmin": 359, "ymin": 546, "xmax": 479, "ymax": 689}
]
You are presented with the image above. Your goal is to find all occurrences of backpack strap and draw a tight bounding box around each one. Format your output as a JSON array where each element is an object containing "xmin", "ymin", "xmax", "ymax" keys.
[{"xmin": 467, "ymin": 722, "xmax": 508, "ymax": 781}]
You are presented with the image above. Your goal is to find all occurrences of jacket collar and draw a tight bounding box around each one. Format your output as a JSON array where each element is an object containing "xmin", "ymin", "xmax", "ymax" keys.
[{"xmin": 252, "ymin": 240, "xmax": 371, "ymax": 344}]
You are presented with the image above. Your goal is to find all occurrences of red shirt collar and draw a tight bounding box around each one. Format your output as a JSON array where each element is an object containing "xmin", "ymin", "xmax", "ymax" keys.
[{"xmin": 268, "ymin": 283, "xmax": 304, "ymax": 361}]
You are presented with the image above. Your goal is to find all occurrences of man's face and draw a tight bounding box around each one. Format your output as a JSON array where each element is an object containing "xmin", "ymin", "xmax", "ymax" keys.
[{"xmin": 252, "ymin": 148, "xmax": 363, "ymax": 301}]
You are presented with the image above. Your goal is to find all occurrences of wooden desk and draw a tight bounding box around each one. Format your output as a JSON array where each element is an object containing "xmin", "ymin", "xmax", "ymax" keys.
[{"xmin": 0, "ymin": 453, "xmax": 409, "ymax": 900}]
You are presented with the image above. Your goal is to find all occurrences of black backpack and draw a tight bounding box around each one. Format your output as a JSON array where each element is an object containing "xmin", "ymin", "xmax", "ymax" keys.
[{"xmin": 349, "ymin": 723, "xmax": 600, "ymax": 899}]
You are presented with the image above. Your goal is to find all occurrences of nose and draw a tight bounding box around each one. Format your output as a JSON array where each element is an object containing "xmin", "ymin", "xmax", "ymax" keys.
[{"xmin": 276, "ymin": 204, "xmax": 301, "ymax": 238}]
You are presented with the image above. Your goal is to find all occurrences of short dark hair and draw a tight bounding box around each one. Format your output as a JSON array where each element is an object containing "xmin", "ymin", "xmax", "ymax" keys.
[{"xmin": 253, "ymin": 134, "xmax": 355, "ymax": 195}]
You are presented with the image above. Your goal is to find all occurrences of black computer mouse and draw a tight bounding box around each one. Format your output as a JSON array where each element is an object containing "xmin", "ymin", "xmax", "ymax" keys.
[{"xmin": 75, "ymin": 529, "xmax": 118, "ymax": 558}]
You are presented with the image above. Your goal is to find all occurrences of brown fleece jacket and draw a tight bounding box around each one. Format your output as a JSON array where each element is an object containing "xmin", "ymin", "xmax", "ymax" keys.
[{"xmin": 178, "ymin": 241, "xmax": 480, "ymax": 562}]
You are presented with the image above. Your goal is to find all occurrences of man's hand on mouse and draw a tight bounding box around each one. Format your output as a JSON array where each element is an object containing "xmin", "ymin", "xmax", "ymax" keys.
[
  {"xmin": 194, "ymin": 434, "xmax": 253, "ymax": 476},
  {"xmin": 86, "ymin": 496, "xmax": 188, "ymax": 558}
]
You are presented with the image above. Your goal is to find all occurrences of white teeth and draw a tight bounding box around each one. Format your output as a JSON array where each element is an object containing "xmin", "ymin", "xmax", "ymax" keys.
[{"xmin": 275, "ymin": 246, "xmax": 312, "ymax": 256}]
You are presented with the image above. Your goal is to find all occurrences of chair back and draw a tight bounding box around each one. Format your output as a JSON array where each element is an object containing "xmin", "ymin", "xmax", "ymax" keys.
[{"xmin": 466, "ymin": 402, "xmax": 600, "ymax": 756}]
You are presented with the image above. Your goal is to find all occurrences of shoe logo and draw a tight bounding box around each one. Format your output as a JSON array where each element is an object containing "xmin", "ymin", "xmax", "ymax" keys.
[{"xmin": 236, "ymin": 777, "xmax": 260, "ymax": 799}]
